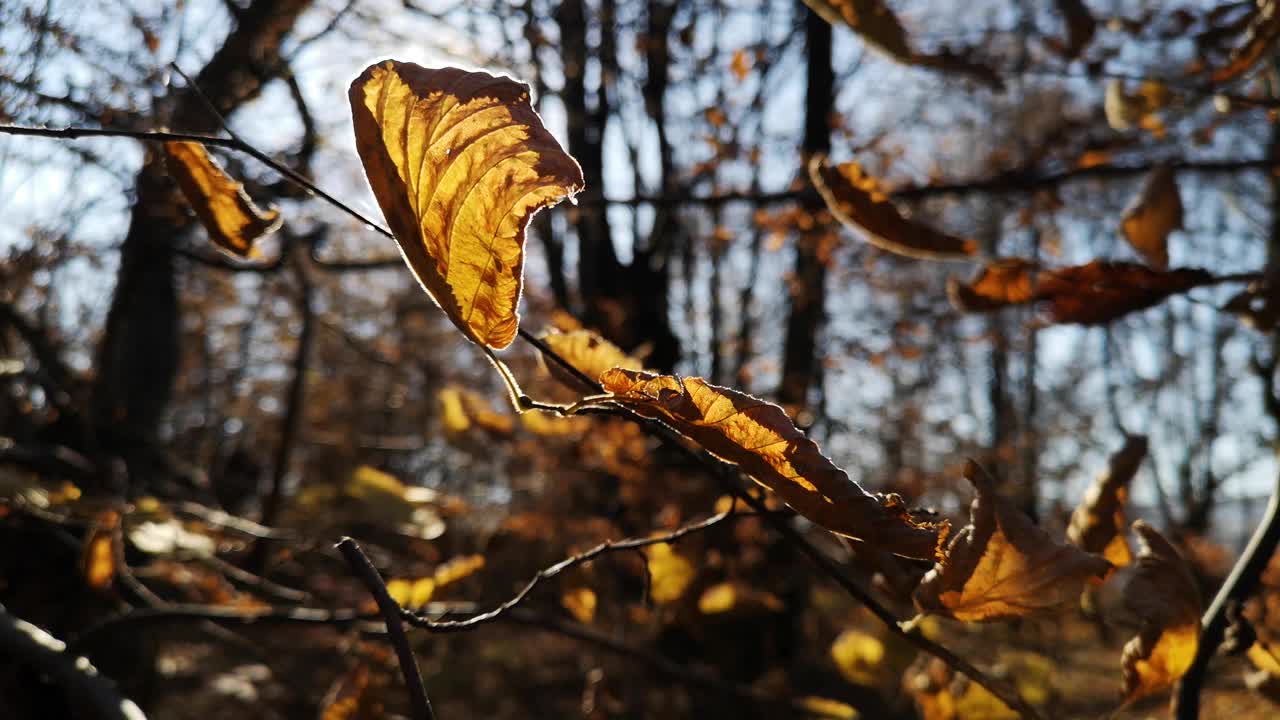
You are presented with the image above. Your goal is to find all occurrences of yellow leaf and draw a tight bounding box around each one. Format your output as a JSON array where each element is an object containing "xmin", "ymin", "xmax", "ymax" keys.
[
  {"xmin": 798, "ymin": 696, "xmax": 859, "ymax": 719},
  {"xmin": 602, "ymin": 369, "xmax": 947, "ymax": 560},
  {"xmin": 643, "ymin": 542, "xmax": 696, "ymax": 604},
  {"xmin": 385, "ymin": 578, "xmax": 413, "ymax": 606},
  {"xmin": 82, "ymin": 510, "xmax": 120, "ymax": 592},
  {"xmin": 810, "ymin": 156, "xmax": 977, "ymax": 261},
  {"xmin": 1248, "ymin": 640, "xmax": 1280, "ymax": 676},
  {"xmin": 914, "ymin": 461, "xmax": 1111, "ymax": 621},
  {"xmin": 164, "ymin": 141, "xmax": 281, "ymax": 257},
  {"xmin": 696, "ymin": 582, "xmax": 783, "ymax": 615},
  {"xmin": 540, "ymin": 328, "xmax": 643, "ymax": 391},
  {"xmin": 433, "ymin": 554, "xmax": 485, "ymax": 587},
  {"xmin": 1067, "ymin": 435, "xmax": 1146, "ymax": 571},
  {"xmin": 409, "ymin": 577, "xmax": 436, "ymax": 607},
  {"xmin": 561, "ymin": 587, "xmax": 597, "ymax": 624},
  {"xmin": 830, "ymin": 630, "xmax": 886, "ymax": 686},
  {"xmin": 439, "ymin": 387, "xmax": 471, "ymax": 434},
  {"xmin": 439, "ymin": 386, "xmax": 513, "ymax": 437},
  {"xmin": 349, "ymin": 60, "xmax": 585, "ymax": 349},
  {"xmin": 1120, "ymin": 165, "xmax": 1181, "ymax": 270},
  {"xmin": 1119, "ymin": 520, "xmax": 1202, "ymax": 705}
]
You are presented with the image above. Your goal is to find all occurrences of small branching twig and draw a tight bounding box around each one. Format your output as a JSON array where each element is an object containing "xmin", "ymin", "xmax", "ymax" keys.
[
  {"xmin": 402, "ymin": 510, "xmax": 734, "ymax": 632},
  {"xmin": 336, "ymin": 537, "xmax": 435, "ymax": 720}
]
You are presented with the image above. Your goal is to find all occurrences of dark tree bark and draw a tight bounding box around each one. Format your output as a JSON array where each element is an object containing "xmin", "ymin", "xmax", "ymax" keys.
[
  {"xmin": 91, "ymin": 0, "xmax": 312, "ymax": 483},
  {"xmin": 779, "ymin": 4, "xmax": 833, "ymax": 409}
]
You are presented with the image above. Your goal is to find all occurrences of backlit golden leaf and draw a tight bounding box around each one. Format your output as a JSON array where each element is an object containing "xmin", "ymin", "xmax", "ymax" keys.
[
  {"xmin": 797, "ymin": 696, "xmax": 859, "ymax": 719},
  {"xmin": 433, "ymin": 554, "xmax": 485, "ymax": 587},
  {"xmin": 913, "ymin": 461, "xmax": 1111, "ymax": 621},
  {"xmin": 810, "ymin": 156, "xmax": 977, "ymax": 261},
  {"xmin": 643, "ymin": 541, "xmax": 696, "ymax": 604},
  {"xmin": 1119, "ymin": 520, "xmax": 1202, "ymax": 705},
  {"xmin": 1120, "ymin": 165, "xmax": 1181, "ymax": 269},
  {"xmin": 349, "ymin": 60, "xmax": 585, "ymax": 349},
  {"xmin": 1067, "ymin": 436, "xmax": 1147, "ymax": 570},
  {"xmin": 948, "ymin": 259, "xmax": 1217, "ymax": 324},
  {"xmin": 165, "ymin": 141, "xmax": 281, "ymax": 257},
  {"xmin": 831, "ymin": 629, "xmax": 886, "ymax": 686},
  {"xmin": 802, "ymin": 0, "xmax": 1000, "ymax": 87},
  {"xmin": 697, "ymin": 582, "xmax": 784, "ymax": 615},
  {"xmin": 439, "ymin": 386, "xmax": 514, "ymax": 436},
  {"xmin": 601, "ymin": 368, "xmax": 947, "ymax": 560},
  {"xmin": 540, "ymin": 328, "xmax": 643, "ymax": 391}
]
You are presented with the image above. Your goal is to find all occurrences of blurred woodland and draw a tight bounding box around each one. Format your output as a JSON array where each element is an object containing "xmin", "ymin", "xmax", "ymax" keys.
[{"xmin": 6, "ymin": 0, "xmax": 1280, "ymax": 718}]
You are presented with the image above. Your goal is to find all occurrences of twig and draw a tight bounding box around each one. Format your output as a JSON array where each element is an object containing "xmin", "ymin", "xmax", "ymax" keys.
[
  {"xmin": 402, "ymin": 510, "xmax": 733, "ymax": 632},
  {"xmin": 336, "ymin": 537, "xmax": 435, "ymax": 720},
  {"xmin": 0, "ymin": 604, "xmax": 147, "ymax": 720}
]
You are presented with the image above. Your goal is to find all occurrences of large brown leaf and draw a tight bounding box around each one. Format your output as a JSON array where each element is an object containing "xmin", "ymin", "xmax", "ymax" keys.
[
  {"xmin": 949, "ymin": 259, "xmax": 1216, "ymax": 324},
  {"xmin": 810, "ymin": 156, "xmax": 977, "ymax": 260},
  {"xmin": 165, "ymin": 141, "xmax": 281, "ymax": 257},
  {"xmin": 1066, "ymin": 436, "xmax": 1147, "ymax": 569},
  {"xmin": 600, "ymin": 368, "xmax": 946, "ymax": 560},
  {"xmin": 1120, "ymin": 164, "xmax": 1181, "ymax": 270},
  {"xmin": 1119, "ymin": 520, "xmax": 1202, "ymax": 704},
  {"xmin": 349, "ymin": 60, "xmax": 585, "ymax": 349},
  {"xmin": 913, "ymin": 461, "xmax": 1111, "ymax": 621}
]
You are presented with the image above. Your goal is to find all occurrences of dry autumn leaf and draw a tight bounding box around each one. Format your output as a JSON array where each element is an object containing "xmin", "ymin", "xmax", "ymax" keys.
[
  {"xmin": 1119, "ymin": 520, "xmax": 1202, "ymax": 705},
  {"xmin": 1120, "ymin": 164, "xmax": 1181, "ymax": 269},
  {"xmin": 1067, "ymin": 435, "xmax": 1147, "ymax": 569},
  {"xmin": 164, "ymin": 141, "xmax": 281, "ymax": 257},
  {"xmin": 1210, "ymin": 0, "xmax": 1280, "ymax": 83},
  {"xmin": 439, "ymin": 386, "xmax": 514, "ymax": 437},
  {"xmin": 540, "ymin": 328, "xmax": 642, "ymax": 391},
  {"xmin": 349, "ymin": 60, "xmax": 585, "ymax": 349},
  {"xmin": 809, "ymin": 156, "xmax": 977, "ymax": 261},
  {"xmin": 802, "ymin": 0, "xmax": 1000, "ymax": 88},
  {"xmin": 643, "ymin": 541, "xmax": 696, "ymax": 604},
  {"xmin": 561, "ymin": 587, "xmax": 597, "ymax": 623},
  {"xmin": 948, "ymin": 259, "xmax": 1217, "ymax": 324},
  {"xmin": 913, "ymin": 461, "xmax": 1111, "ymax": 621},
  {"xmin": 81, "ymin": 510, "xmax": 121, "ymax": 592},
  {"xmin": 601, "ymin": 368, "xmax": 946, "ymax": 560}
]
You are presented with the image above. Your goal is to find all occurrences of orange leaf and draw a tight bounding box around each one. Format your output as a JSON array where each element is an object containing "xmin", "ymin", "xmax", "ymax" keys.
[
  {"xmin": 810, "ymin": 156, "xmax": 977, "ymax": 261},
  {"xmin": 349, "ymin": 60, "xmax": 585, "ymax": 349},
  {"xmin": 949, "ymin": 259, "xmax": 1216, "ymax": 324},
  {"xmin": 81, "ymin": 510, "xmax": 121, "ymax": 592},
  {"xmin": 561, "ymin": 587, "xmax": 597, "ymax": 623},
  {"xmin": 1067, "ymin": 436, "xmax": 1147, "ymax": 569},
  {"xmin": 164, "ymin": 141, "xmax": 281, "ymax": 257},
  {"xmin": 1120, "ymin": 164, "xmax": 1181, "ymax": 269},
  {"xmin": 1119, "ymin": 520, "xmax": 1202, "ymax": 704},
  {"xmin": 913, "ymin": 461, "xmax": 1111, "ymax": 621},
  {"xmin": 601, "ymin": 368, "xmax": 947, "ymax": 560},
  {"xmin": 540, "ymin": 329, "xmax": 643, "ymax": 391}
]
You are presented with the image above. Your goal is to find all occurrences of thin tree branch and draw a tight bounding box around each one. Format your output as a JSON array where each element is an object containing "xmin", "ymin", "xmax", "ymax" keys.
[
  {"xmin": 336, "ymin": 537, "xmax": 435, "ymax": 720},
  {"xmin": 402, "ymin": 510, "xmax": 734, "ymax": 632}
]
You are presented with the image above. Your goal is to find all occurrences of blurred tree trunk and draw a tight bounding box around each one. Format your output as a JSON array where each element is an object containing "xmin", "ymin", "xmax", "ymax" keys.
[
  {"xmin": 91, "ymin": 0, "xmax": 311, "ymax": 482},
  {"xmin": 780, "ymin": 3, "xmax": 832, "ymax": 409}
]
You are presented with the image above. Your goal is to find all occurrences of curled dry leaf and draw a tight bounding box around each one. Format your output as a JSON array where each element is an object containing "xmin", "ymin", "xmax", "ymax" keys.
[
  {"xmin": 1120, "ymin": 164, "xmax": 1181, "ymax": 269},
  {"xmin": 540, "ymin": 328, "xmax": 643, "ymax": 392},
  {"xmin": 1210, "ymin": 0, "xmax": 1280, "ymax": 83},
  {"xmin": 164, "ymin": 141, "xmax": 281, "ymax": 257},
  {"xmin": 601, "ymin": 368, "xmax": 947, "ymax": 560},
  {"xmin": 1119, "ymin": 520, "xmax": 1202, "ymax": 705},
  {"xmin": 802, "ymin": 0, "xmax": 1001, "ymax": 88},
  {"xmin": 948, "ymin": 259, "xmax": 1217, "ymax": 324},
  {"xmin": 809, "ymin": 156, "xmax": 977, "ymax": 261},
  {"xmin": 1066, "ymin": 435, "xmax": 1148, "ymax": 569},
  {"xmin": 913, "ymin": 461, "xmax": 1111, "ymax": 622},
  {"xmin": 349, "ymin": 60, "xmax": 585, "ymax": 349}
]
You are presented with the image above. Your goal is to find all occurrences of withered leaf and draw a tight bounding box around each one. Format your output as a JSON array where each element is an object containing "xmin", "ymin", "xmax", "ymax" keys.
[
  {"xmin": 1119, "ymin": 520, "xmax": 1202, "ymax": 704},
  {"xmin": 81, "ymin": 510, "xmax": 121, "ymax": 592},
  {"xmin": 1120, "ymin": 164, "xmax": 1181, "ymax": 269},
  {"xmin": 1052, "ymin": 0, "xmax": 1096, "ymax": 59},
  {"xmin": 601, "ymin": 368, "xmax": 947, "ymax": 560},
  {"xmin": 913, "ymin": 461, "xmax": 1111, "ymax": 622},
  {"xmin": 948, "ymin": 259, "xmax": 1217, "ymax": 324},
  {"xmin": 802, "ymin": 0, "xmax": 1001, "ymax": 88},
  {"xmin": 540, "ymin": 328, "xmax": 642, "ymax": 392},
  {"xmin": 1210, "ymin": 0, "xmax": 1280, "ymax": 83},
  {"xmin": 810, "ymin": 156, "xmax": 977, "ymax": 261},
  {"xmin": 164, "ymin": 141, "xmax": 281, "ymax": 257},
  {"xmin": 1066, "ymin": 436, "xmax": 1147, "ymax": 569},
  {"xmin": 349, "ymin": 60, "xmax": 585, "ymax": 349}
]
